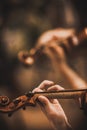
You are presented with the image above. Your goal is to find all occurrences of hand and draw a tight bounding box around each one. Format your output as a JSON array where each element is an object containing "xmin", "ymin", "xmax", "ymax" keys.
[
  {"xmin": 36, "ymin": 28, "xmax": 75, "ymax": 67},
  {"xmin": 36, "ymin": 28, "xmax": 75, "ymax": 49},
  {"xmin": 43, "ymin": 42, "xmax": 67, "ymax": 67},
  {"xmin": 37, "ymin": 28, "xmax": 74, "ymax": 46},
  {"xmin": 33, "ymin": 80, "xmax": 72, "ymax": 130}
]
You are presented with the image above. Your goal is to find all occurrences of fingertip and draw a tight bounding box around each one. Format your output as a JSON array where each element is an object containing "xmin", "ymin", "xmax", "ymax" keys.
[
  {"xmin": 32, "ymin": 88, "xmax": 43, "ymax": 93},
  {"xmin": 47, "ymin": 85, "xmax": 64, "ymax": 91},
  {"xmin": 38, "ymin": 80, "xmax": 54, "ymax": 89}
]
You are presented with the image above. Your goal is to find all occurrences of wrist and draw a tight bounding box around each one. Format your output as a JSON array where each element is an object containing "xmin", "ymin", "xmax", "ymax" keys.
[
  {"xmin": 52, "ymin": 118, "xmax": 72, "ymax": 130},
  {"xmin": 63, "ymin": 120, "xmax": 72, "ymax": 130},
  {"xmin": 58, "ymin": 62, "xmax": 68, "ymax": 70},
  {"xmin": 58, "ymin": 118, "xmax": 72, "ymax": 130}
]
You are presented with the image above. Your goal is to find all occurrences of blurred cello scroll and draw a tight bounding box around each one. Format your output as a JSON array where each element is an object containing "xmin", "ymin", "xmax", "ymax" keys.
[
  {"xmin": 0, "ymin": 88, "xmax": 87, "ymax": 116},
  {"xmin": 18, "ymin": 28, "xmax": 87, "ymax": 66}
]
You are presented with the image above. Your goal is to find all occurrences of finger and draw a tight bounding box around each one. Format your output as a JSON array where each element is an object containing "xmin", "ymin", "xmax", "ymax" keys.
[
  {"xmin": 37, "ymin": 92, "xmax": 59, "ymax": 104},
  {"xmin": 43, "ymin": 47, "xmax": 59, "ymax": 67},
  {"xmin": 48, "ymin": 44, "xmax": 65, "ymax": 57},
  {"xmin": 38, "ymin": 96, "xmax": 62, "ymax": 114},
  {"xmin": 33, "ymin": 86, "xmax": 62, "ymax": 105},
  {"xmin": 47, "ymin": 85, "xmax": 64, "ymax": 104},
  {"xmin": 32, "ymin": 88, "xmax": 43, "ymax": 93},
  {"xmin": 37, "ymin": 95, "xmax": 50, "ymax": 115},
  {"xmin": 37, "ymin": 95, "xmax": 58, "ymax": 115},
  {"xmin": 44, "ymin": 45, "xmax": 65, "ymax": 65},
  {"xmin": 33, "ymin": 87, "xmax": 59, "ymax": 104},
  {"xmin": 47, "ymin": 84, "xmax": 64, "ymax": 91},
  {"xmin": 37, "ymin": 30, "xmax": 57, "ymax": 45},
  {"xmin": 38, "ymin": 95, "xmax": 50, "ymax": 106},
  {"xmin": 38, "ymin": 80, "xmax": 54, "ymax": 90},
  {"xmin": 50, "ymin": 99, "xmax": 59, "ymax": 104},
  {"xmin": 43, "ymin": 47, "xmax": 55, "ymax": 60}
]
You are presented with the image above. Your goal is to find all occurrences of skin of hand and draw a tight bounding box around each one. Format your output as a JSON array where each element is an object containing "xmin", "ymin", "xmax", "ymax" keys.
[
  {"xmin": 35, "ymin": 28, "xmax": 74, "ymax": 67},
  {"xmin": 33, "ymin": 80, "xmax": 72, "ymax": 130},
  {"xmin": 43, "ymin": 42, "xmax": 86, "ymax": 89},
  {"xmin": 36, "ymin": 28, "xmax": 75, "ymax": 52},
  {"xmin": 44, "ymin": 43, "xmax": 87, "ymax": 90},
  {"xmin": 44, "ymin": 42, "xmax": 67, "ymax": 66},
  {"xmin": 37, "ymin": 28, "xmax": 75, "ymax": 46},
  {"xmin": 18, "ymin": 28, "xmax": 74, "ymax": 65}
]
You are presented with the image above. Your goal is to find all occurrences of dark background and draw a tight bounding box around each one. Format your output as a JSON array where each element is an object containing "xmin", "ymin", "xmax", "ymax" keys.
[{"xmin": 0, "ymin": 0, "xmax": 87, "ymax": 130}]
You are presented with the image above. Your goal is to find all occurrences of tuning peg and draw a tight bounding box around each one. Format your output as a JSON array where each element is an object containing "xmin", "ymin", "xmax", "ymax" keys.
[
  {"xmin": 25, "ymin": 91, "xmax": 34, "ymax": 97},
  {"xmin": 22, "ymin": 106, "xmax": 26, "ymax": 110},
  {"xmin": 8, "ymin": 112, "xmax": 12, "ymax": 117},
  {"xmin": 13, "ymin": 98, "xmax": 21, "ymax": 106}
]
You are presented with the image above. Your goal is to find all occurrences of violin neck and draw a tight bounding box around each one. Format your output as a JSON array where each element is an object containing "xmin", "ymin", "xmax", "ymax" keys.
[{"xmin": 34, "ymin": 89, "xmax": 87, "ymax": 100}]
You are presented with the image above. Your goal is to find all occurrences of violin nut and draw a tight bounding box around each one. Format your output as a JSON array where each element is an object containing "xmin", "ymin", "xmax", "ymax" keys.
[{"xmin": 25, "ymin": 91, "xmax": 34, "ymax": 98}]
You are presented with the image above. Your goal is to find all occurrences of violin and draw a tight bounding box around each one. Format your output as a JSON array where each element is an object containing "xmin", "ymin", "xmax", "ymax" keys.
[
  {"xmin": 0, "ymin": 88, "xmax": 87, "ymax": 116},
  {"xmin": 18, "ymin": 28, "xmax": 87, "ymax": 66}
]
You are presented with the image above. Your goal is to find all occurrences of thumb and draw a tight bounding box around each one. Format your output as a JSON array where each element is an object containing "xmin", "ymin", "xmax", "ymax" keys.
[
  {"xmin": 38, "ymin": 96, "xmax": 50, "ymax": 106},
  {"xmin": 38, "ymin": 96, "xmax": 51, "ymax": 109},
  {"xmin": 37, "ymin": 96, "xmax": 52, "ymax": 114}
]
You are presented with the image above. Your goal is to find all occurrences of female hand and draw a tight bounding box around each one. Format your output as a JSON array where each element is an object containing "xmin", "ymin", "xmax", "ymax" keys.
[{"xmin": 33, "ymin": 80, "xmax": 72, "ymax": 130}]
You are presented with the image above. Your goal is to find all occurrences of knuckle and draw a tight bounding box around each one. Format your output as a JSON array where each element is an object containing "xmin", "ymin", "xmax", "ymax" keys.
[
  {"xmin": 53, "ymin": 85, "xmax": 59, "ymax": 90},
  {"xmin": 33, "ymin": 88, "xmax": 39, "ymax": 92},
  {"xmin": 42, "ymin": 80, "xmax": 51, "ymax": 84},
  {"xmin": 54, "ymin": 85, "xmax": 64, "ymax": 90}
]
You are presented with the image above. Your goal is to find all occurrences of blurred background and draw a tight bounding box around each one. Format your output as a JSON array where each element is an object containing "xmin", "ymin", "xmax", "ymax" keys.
[{"xmin": 0, "ymin": 0, "xmax": 87, "ymax": 130}]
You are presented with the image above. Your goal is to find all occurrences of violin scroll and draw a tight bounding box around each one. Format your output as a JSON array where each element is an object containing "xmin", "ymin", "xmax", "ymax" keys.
[
  {"xmin": 0, "ymin": 92, "xmax": 36, "ymax": 116},
  {"xmin": 0, "ymin": 96, "xmax": 10, "ymax": 106}
]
